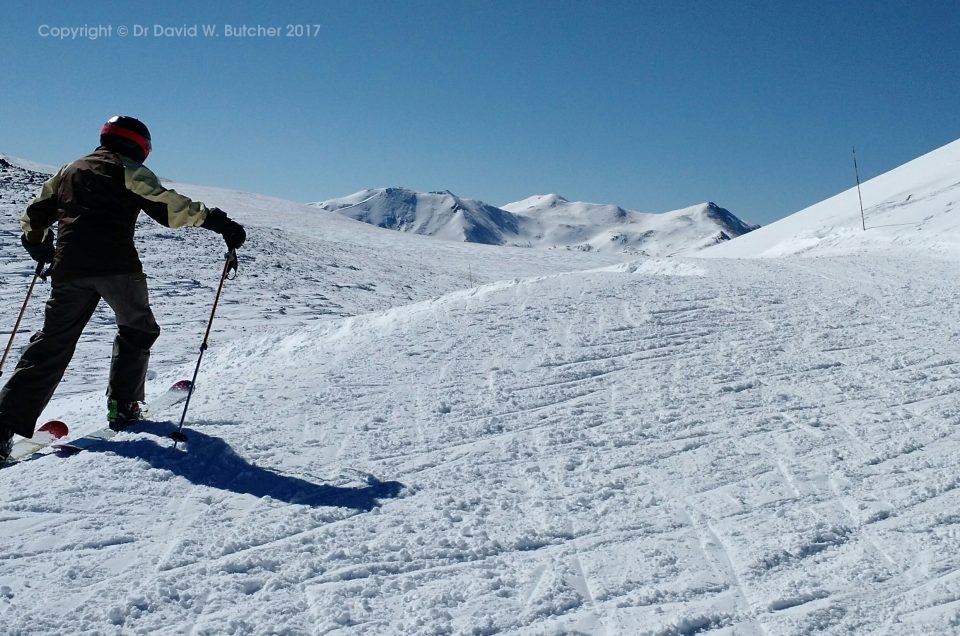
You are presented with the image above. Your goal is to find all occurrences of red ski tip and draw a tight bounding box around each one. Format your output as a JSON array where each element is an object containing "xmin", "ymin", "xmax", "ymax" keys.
[
  {"xmin": 37, "ymin": 420, "xmax": 69, "ymax": 439},
  {"xmin": 172, "ymin": 380, "xmax": 193, "ymax": 391}
]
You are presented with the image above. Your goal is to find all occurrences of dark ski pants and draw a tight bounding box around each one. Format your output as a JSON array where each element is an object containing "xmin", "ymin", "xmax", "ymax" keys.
[{"xmin": 0, "ymin": 272, "xmax": 160, "ymax": 437}]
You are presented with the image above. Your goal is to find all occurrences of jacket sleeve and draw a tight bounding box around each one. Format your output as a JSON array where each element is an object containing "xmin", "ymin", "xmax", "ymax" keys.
[
  {"xmin": 20, "ymin": 168, "xmax": 64, "ymax": 242},
  {"xmin": 123, "ymin": 159, "xmax": 211, "ymax": 228}
]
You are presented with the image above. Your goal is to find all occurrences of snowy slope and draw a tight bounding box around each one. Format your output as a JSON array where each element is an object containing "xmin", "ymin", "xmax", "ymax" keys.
[
  {"xmin": 6, "ymin": 251, "xmax": 960, "ymax": 634},
  {"xmin": 3, "ymin": 150, "xmax": 960, "ymax": 634},
  {"xmin": 700, "ymin": 138, "xmax": 960, "ymax": 258},
  {"xmin": 316, "ymin": 188, "xmax": 757, "ymax": 256},
  {"xmin": 0, "ymin": 160, "xmax": 628, "ymax": 389},
  {"xmin": 0, "ymin": 153, "xmax": 59, "ymax": 175}
]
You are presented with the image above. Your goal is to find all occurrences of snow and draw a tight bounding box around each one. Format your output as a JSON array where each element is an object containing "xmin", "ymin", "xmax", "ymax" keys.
[
  {"xmin": 312, "ymin": 188, "xmax": 522, "ymax": 246},
  {"xmin": 2, "ymin": 140, "xmax": 960, "ymax": 634},
  {"xmin": 315, "ymin": 188, "xmax": 756, "ymax": 256},
  {"xmin": 698, "ymin": 138, "xmax": 960, "ymax": 258},
  {"xmin": 0, "ymin": 154, "xmax": 59, "ymax": 175}
]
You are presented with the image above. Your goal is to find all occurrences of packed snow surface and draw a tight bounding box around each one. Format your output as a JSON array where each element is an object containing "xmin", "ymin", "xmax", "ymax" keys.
[{"xmin": 2, "ymin": 140, "xmax": 960, "ymax": 634}]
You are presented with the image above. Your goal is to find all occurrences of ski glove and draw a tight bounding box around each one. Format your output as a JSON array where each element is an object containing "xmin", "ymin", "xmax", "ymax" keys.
[
  {"xmin": 21, "ymin": 232, "xmax": 55, "ymax": 264},
  {"xmin": 201, "ymin": 208, "xmax": 246, "ymax": 250}
]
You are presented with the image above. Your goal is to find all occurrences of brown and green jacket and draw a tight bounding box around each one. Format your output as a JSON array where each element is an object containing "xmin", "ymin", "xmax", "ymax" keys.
[{"xmin": 22, "ymin": 147, "xmax": 212, "ymax": 281}]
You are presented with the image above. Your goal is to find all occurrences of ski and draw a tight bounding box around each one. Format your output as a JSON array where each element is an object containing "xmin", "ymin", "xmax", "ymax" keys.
[
  {"xmin": 0, "ymin": 420, "xmax": 70, "ymax": 468},
  {"xmin": 53, "ymin": 379, "xmax": 192, "ymax": 456},
  {"xmin": 143, "ymin": 379, "xmax": 193, "ymax": 416}
]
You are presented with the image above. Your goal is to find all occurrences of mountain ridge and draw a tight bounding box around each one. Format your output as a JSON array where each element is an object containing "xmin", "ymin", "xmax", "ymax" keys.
[{"xmin": 314, "ymin": 187, "xmax": 758, "ymax": 255}]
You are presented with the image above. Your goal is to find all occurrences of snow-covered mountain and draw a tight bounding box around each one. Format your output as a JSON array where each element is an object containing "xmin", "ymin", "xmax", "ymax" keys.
[
  {"xmin": 314, "ymin": 187, "xmax": 757, "ymax": 255},
  {"xmin": 312, "ymin": 187, "xmax": 523, "ymax": 245},
  {"xmin": 4, "ymin": 141, "xmax": 960, "ymax": 634},
  {"xmin": 503, "ymin": 194, "xmax": 756, "ymax": 254}
]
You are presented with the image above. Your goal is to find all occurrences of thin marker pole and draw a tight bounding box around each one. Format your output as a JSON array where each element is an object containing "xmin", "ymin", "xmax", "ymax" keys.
[{"xmin": 853, "ymin": 147, "xmax": 866, "ymax": 231}]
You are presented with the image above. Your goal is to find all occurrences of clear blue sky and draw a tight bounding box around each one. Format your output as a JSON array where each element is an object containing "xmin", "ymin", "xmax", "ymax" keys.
[{"xmin": 2, "ymin": 0, "xmax": 958, "ymax": 226}]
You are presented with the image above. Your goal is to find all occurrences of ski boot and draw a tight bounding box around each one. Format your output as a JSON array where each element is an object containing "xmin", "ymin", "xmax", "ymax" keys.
[
  {"xmin": 107, "ymin": 399, "xmax": 142, "ymax": 432},
  {"xmin": 0, "ymin": 424, "xmax": 13, "ymax": 461}
]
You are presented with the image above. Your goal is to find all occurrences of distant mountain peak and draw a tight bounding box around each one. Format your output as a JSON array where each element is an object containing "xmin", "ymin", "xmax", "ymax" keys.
[
  {"xmin": 313, "ymin": 187, "xmax": 521, "ymax": 245},
  {"xmin": 538, "ymin": 194, "xmax": 570, "ymax": 206},
  {"xmin": 314, "ymin": 188, "xmax": 755, "ymax": 255},
  {"xmin": 699, "ymin": 202, "xmax": 759, "ymax": 236},
  {"xmin": 505, "ymin": 194, "xmax": 570, "ymax": 211}
]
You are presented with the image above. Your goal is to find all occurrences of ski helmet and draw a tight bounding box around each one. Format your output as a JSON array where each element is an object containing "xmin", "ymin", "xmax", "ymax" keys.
[{"xmin": 100, "ymin": 115, "xmax": 152, "ymax": 162}]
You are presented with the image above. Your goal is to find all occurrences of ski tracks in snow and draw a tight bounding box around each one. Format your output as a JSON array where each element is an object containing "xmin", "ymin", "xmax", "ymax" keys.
[{"xmin": 5, "ymin": 254, "xmax": 960, "ymax": 632}]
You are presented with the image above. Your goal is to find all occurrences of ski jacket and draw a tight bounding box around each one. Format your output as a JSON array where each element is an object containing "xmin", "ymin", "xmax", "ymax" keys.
[{"xmin": 21, "ymin": 147, "xmax": 211, "ymax": 282}]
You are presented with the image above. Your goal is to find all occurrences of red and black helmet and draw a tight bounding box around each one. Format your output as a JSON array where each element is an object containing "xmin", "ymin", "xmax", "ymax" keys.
[{"xmin": 100, "ymin": 115, "xmax": 152, "ymax": 163}]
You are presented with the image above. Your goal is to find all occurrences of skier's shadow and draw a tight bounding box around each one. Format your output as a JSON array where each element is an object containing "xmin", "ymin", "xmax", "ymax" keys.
[{"xmin": 71, "ymin": 423, "xmax": 404, "ymax": 511}]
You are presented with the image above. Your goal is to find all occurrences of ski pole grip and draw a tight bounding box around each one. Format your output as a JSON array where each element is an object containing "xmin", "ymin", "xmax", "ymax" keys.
[{"xmin": 225, "ymin": 248, "xmax": 238, "ymax": 278}]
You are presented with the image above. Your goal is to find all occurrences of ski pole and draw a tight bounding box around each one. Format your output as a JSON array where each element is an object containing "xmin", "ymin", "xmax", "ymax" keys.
[
  {"xmin": 170, "ymin": 249, "xmax": 238, "ymax": 445},
  {"xmin": 0, "ymin": 262, "xmax": 47, "ymax": 378}
]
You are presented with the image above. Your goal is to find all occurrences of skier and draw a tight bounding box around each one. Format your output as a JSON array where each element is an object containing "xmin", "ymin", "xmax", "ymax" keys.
[{"xmin": 0, "ymin": 115, "xmax": 246, "ymax": 460}]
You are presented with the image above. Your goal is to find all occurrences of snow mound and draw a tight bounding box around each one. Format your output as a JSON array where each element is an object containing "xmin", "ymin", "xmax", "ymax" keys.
[{"xmin": 606, "ymin": 258, "xmax": 708, "ymax": 277}]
